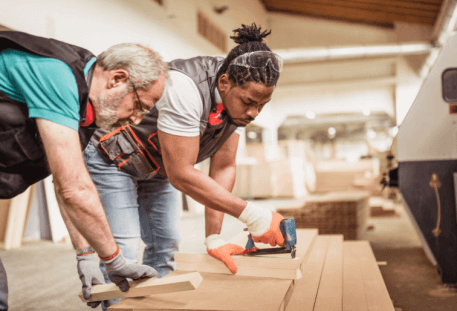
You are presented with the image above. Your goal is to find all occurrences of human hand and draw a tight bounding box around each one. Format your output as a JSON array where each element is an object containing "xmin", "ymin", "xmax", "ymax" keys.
[
  {"xmin": 101, "ymin": 248, "xmax": 159, "ymax": 292},
  {"xmin": 238, "ymin": 202, "xmax": 285, "ymax": 247},
  {"xmin": 76, "ymin": 252, "xmax": 105, "ymax": 308},
  {"xmin": 205, "ymin": 234, "xmax": 245, "ymax": 274}
]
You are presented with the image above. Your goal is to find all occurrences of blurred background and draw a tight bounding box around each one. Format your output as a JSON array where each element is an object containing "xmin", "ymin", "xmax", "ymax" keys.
[{"xmin": 2, "ymin": 0, "xmax": 457, "ymax": 310}]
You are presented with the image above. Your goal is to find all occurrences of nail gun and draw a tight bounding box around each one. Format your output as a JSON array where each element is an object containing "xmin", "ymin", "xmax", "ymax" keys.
[{"xmin": 244, "ymin": 217, "xmax": 297, "ymax": 258}]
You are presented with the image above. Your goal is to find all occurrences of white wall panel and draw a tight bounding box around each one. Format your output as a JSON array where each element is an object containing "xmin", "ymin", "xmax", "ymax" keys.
[{"xmin": 398, "ymin": 34, "xmax": 457, "ymax": 162}]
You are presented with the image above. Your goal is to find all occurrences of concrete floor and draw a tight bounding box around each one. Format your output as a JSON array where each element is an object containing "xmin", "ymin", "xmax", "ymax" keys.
[{"xmin": 1, "ymin": 197, "xmax": 457, "ymax": 310}]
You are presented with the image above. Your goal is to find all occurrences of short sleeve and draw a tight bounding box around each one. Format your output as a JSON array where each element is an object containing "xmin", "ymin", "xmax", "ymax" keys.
[
  {"xmin": 156, "ymin": 71, "xmax": 203, "ymax": 137},
  {"xmin": 0, "ymin": 49, "xmax": 81, "ymax": 131}
]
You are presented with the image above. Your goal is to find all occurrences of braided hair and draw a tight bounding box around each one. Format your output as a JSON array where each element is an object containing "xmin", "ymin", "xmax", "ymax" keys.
[{"xmin": 217, "ymin": 23, "xmax": 280, "ymax": 88}]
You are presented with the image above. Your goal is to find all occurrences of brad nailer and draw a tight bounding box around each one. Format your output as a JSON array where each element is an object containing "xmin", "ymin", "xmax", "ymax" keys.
[{"xmin": 244, "ymin": 217, "xmax": 297, "ymax": 258}]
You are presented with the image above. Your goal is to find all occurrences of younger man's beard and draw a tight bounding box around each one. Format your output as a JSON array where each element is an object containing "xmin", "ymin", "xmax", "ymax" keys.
[{"xmin": 95, "ymin": 88, "xmax": 129, "ymax": 131}]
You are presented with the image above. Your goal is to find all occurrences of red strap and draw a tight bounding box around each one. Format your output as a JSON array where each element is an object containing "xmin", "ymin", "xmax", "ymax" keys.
[
  {"xmin": 77, "ymin": 251, "xmax": 95, "ymax": 257},
  {"xmin": 99, "ymin": 246, "xmax": 120, "ymax": 261},
  {"xmin": 80, "ymin": 101, "xmax": 95, "ymax": 127}
]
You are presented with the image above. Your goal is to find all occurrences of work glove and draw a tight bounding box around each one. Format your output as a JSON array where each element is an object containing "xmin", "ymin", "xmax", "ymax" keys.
[
  {"xmin": 205, "ymin": 234, "xmax": 245, "ymax": 274},
  {"xmin": 238, "ymin": 202, "xmax": 285, "ymax": 247},
  {"xmin": 76, "ymin": 253, "xmax": 106, "ymax": 308},
  {"xmin": 101, "ymin": 248, "xmax": 159, "ymax": 292}
]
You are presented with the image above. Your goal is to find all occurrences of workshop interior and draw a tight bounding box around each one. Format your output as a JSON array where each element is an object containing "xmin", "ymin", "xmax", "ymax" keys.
[{"xmin": 1, "ymin": 0, "xmax": 457, "ymax": 310}]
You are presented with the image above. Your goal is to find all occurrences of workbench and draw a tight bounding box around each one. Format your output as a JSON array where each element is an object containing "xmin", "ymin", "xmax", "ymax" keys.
[{"xmin": 108, "ymin": 229, "xmax": 394, "ymax": 311}]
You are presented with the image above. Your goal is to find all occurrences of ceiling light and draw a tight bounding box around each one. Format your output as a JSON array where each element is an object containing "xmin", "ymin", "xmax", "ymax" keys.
[
  {"xmin": 367, "ymin": 129, "xmax": 377, "ymax": 139},
  {"xmin": 247, "ymin": 131, "xmax": 257, "ymax": 139},
  {"xmin": 362, "ymin": 109, "xmax": 371, "ymax": 116},
  {"xmin": 328, "ymin": 127, "xmax": 336, "ymax": 137},
  {"xmin": 390, "ymin": 126, "xmax": 399, "ymax": 137},
  {"xmin": 306, "ymin": 111, "xmax": 316, "ymax": 119}
]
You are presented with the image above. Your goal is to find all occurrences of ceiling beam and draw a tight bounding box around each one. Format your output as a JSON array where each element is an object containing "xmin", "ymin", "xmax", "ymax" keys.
[
  {"xmin": 275, "ymin": 42, "xmax": 434, "ymax": 63},
  {"xmin": 262, "ymin": 0, "xmax": 439, "ymax": 25}
]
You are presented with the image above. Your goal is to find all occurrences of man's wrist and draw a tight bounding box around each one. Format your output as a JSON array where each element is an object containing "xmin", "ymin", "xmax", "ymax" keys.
[
  {"xmin": 76, "ymin": 246, "xmax": 95, "ymax": 256},
  {"xmin": 205, "ymin": 234, "xmax": 226, "ymax": 250}
]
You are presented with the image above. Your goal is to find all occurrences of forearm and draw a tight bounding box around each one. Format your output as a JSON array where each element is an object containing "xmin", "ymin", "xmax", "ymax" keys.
[
  {"xmin": 56, "ymin": 193, "xmax": 91, "ymax": 250},
  {"xmin": 205, "ymin": 162, "xmax": 237, "ymax": 237},
  {"xmin": 54, "ymin": 176, "xmax": 117, "ymax": 258},
  {"xmin": 172, "ymin": 166, "xmax": 246, "ymax": 218}
]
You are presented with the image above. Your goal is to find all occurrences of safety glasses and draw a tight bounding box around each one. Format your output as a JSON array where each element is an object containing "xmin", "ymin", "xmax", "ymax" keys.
[
  {"xmin": 129, "ymin": 77, "xmax": 150, "ymax": 115},
  {"xmin": 229, "ymin": 51, "xmax": 283, "ymax": 72}
]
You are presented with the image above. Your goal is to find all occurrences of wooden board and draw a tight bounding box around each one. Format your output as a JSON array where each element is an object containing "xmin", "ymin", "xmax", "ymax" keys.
[
  {"xmin": 108, "ymin": 270, "xmax": 293, "ymax": 311},
  {"xmin": 176, "ymin": 253, "xmax": 302, "ymax": 280},
  {"xmin": 80, "ymin": 272, "xmax": 203, "ymax": 303},
  {"xmin": 286, "ymin": 235, "xmax": 331, "ymax": 311},
  {"xmin": 0, "ymin": 186, "xmax": 34, "ymax": 250},
  {"xmin": 175, "ymin": 229, "xmax": 318, "ymax": 280},
  {"xmin": 344, "ymin": 242, "xmax": 395, "ymax": 311},
  {"xmin": 108, "ymin": 232, "xmax": 395, "ymax": 311},
  {"xmin": 343, "ymin": 243, "xmax": 368, "ymax": 311},
  {"xmin": 313, "ymin": 235, "xmax": 343, "ymax": 311}
]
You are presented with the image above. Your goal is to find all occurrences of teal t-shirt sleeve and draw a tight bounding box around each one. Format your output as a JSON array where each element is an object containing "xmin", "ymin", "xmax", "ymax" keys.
[{"xmin": 0, "ymin": 50, "xmax": 85, "ymax": 131}]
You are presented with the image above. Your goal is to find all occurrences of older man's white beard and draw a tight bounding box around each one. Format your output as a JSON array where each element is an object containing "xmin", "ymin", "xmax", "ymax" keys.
[{"xmin": 95, "ymin": 89, "xmax": 128, "ymax": 131}]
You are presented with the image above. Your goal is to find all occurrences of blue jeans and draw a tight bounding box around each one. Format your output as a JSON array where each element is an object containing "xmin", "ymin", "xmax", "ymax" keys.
[
  {"xmin": 83, "ymin": 142, "xmax": 181, "ymax": 310},
  {"xmin": 0, "ymin": 258, "xmax": 8, "ymax": 310}
]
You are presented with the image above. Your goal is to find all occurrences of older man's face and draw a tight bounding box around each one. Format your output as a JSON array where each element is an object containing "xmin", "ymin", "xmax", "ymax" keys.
[{"xmin": 94, "ymin": 74, "xmax": 166, "ymax": 131}]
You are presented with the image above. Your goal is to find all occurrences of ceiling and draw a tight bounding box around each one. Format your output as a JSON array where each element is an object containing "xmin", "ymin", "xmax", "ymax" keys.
[{"xmin": 261, "ymin": 0, "xmax": 445, "ymax": 28}]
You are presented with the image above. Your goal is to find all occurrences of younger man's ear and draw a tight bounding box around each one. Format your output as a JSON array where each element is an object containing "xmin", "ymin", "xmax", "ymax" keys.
[{"xmin": 217, "ymin": 74, "xmax": 231, "ymax": 93}]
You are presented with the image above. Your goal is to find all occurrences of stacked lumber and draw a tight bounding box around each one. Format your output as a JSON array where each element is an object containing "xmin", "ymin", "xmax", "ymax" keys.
[
  {"xmin": 313, "ymin": 159, "xmax": 382, "ymax": 196},
  {"xmin": 277, "ymin": 192, "xmax": 369, "ymax": 240},
  {"xmin": 108, "ymin": 230, "xmax": 394, "ymax": 311},
  {"xmin": 233, "ymin": 141, "xmax": 314, "ymax": 199}
]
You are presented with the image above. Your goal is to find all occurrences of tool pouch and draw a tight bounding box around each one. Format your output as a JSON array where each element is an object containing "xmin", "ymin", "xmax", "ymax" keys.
[{"xmin": 99, "ymin": 125, "xmax": 161, "ymax": 179}]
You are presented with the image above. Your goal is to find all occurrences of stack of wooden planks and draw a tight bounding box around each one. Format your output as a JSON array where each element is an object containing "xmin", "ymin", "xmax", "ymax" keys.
[
  {"xmin": 277, "ymin": 192, "xmax": 369, "ymax": 240},
  {"xmin": 108, "ymin": 229, "xmax": 394, "ymax": 311}
]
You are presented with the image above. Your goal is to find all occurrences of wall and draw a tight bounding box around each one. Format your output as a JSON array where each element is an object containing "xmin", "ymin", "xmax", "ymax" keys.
[
  {"xmin": 0, "ymin": 0, "xmax": 267, "ymax": 60},
  {"xmin": 267, "ymin": 12, "xmax": 397, "ymax": 49}
]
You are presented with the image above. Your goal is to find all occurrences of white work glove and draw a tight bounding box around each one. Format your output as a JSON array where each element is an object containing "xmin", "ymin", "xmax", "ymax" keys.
[
  {"xmin": 101, "ymin": 249, "xmax": 159, "ymax": 292},
  {"xmin": 205, "ymin": 234, "xmax": 245, "ymax": 274},
  {"xmin": 238, "ymin": 202, "xmax": 285, "ymax": 246}
]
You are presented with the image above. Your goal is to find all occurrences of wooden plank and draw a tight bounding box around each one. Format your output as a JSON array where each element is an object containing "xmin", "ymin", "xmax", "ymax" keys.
[
  {"xmin": 108, "ymin": 270, "xmax": 293, "ymax": 311},
  {"xmin": 0, "ymin": 198, "xmax": 11, "ymax": 244},
  {"xmin": 345, "ymin": 242, "xmax": 395, "ymax": 311},
  {"xmin": 343, "ymin": 242, "xmax": 368, "ymax": 311},
  {"xmin": 2, "ymin": 186, "xmax": 32, "ymax": 250},
  {"xmin": 175, "ymin": 229, "xmax": 318, "ymax": 280},
  {"xmin": 177, "ymin": 259, "xmax": 302, "ymax": 280},
  {"xmin": 80, "ymin": 272, "xmax": 203, "ymax": 303},
  {"xmin": 286, "ymin": 235, "xmax": 331, "ymax": 311},
  {"xmin": 313, "ymin": 235, "xmax": 343, "ymax": 311}
]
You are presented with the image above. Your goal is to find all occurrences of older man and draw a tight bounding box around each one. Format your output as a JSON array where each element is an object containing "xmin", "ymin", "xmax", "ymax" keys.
[{"xmin": 0, "ymin": 31, "xmax": 168, "ymax": 310}]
